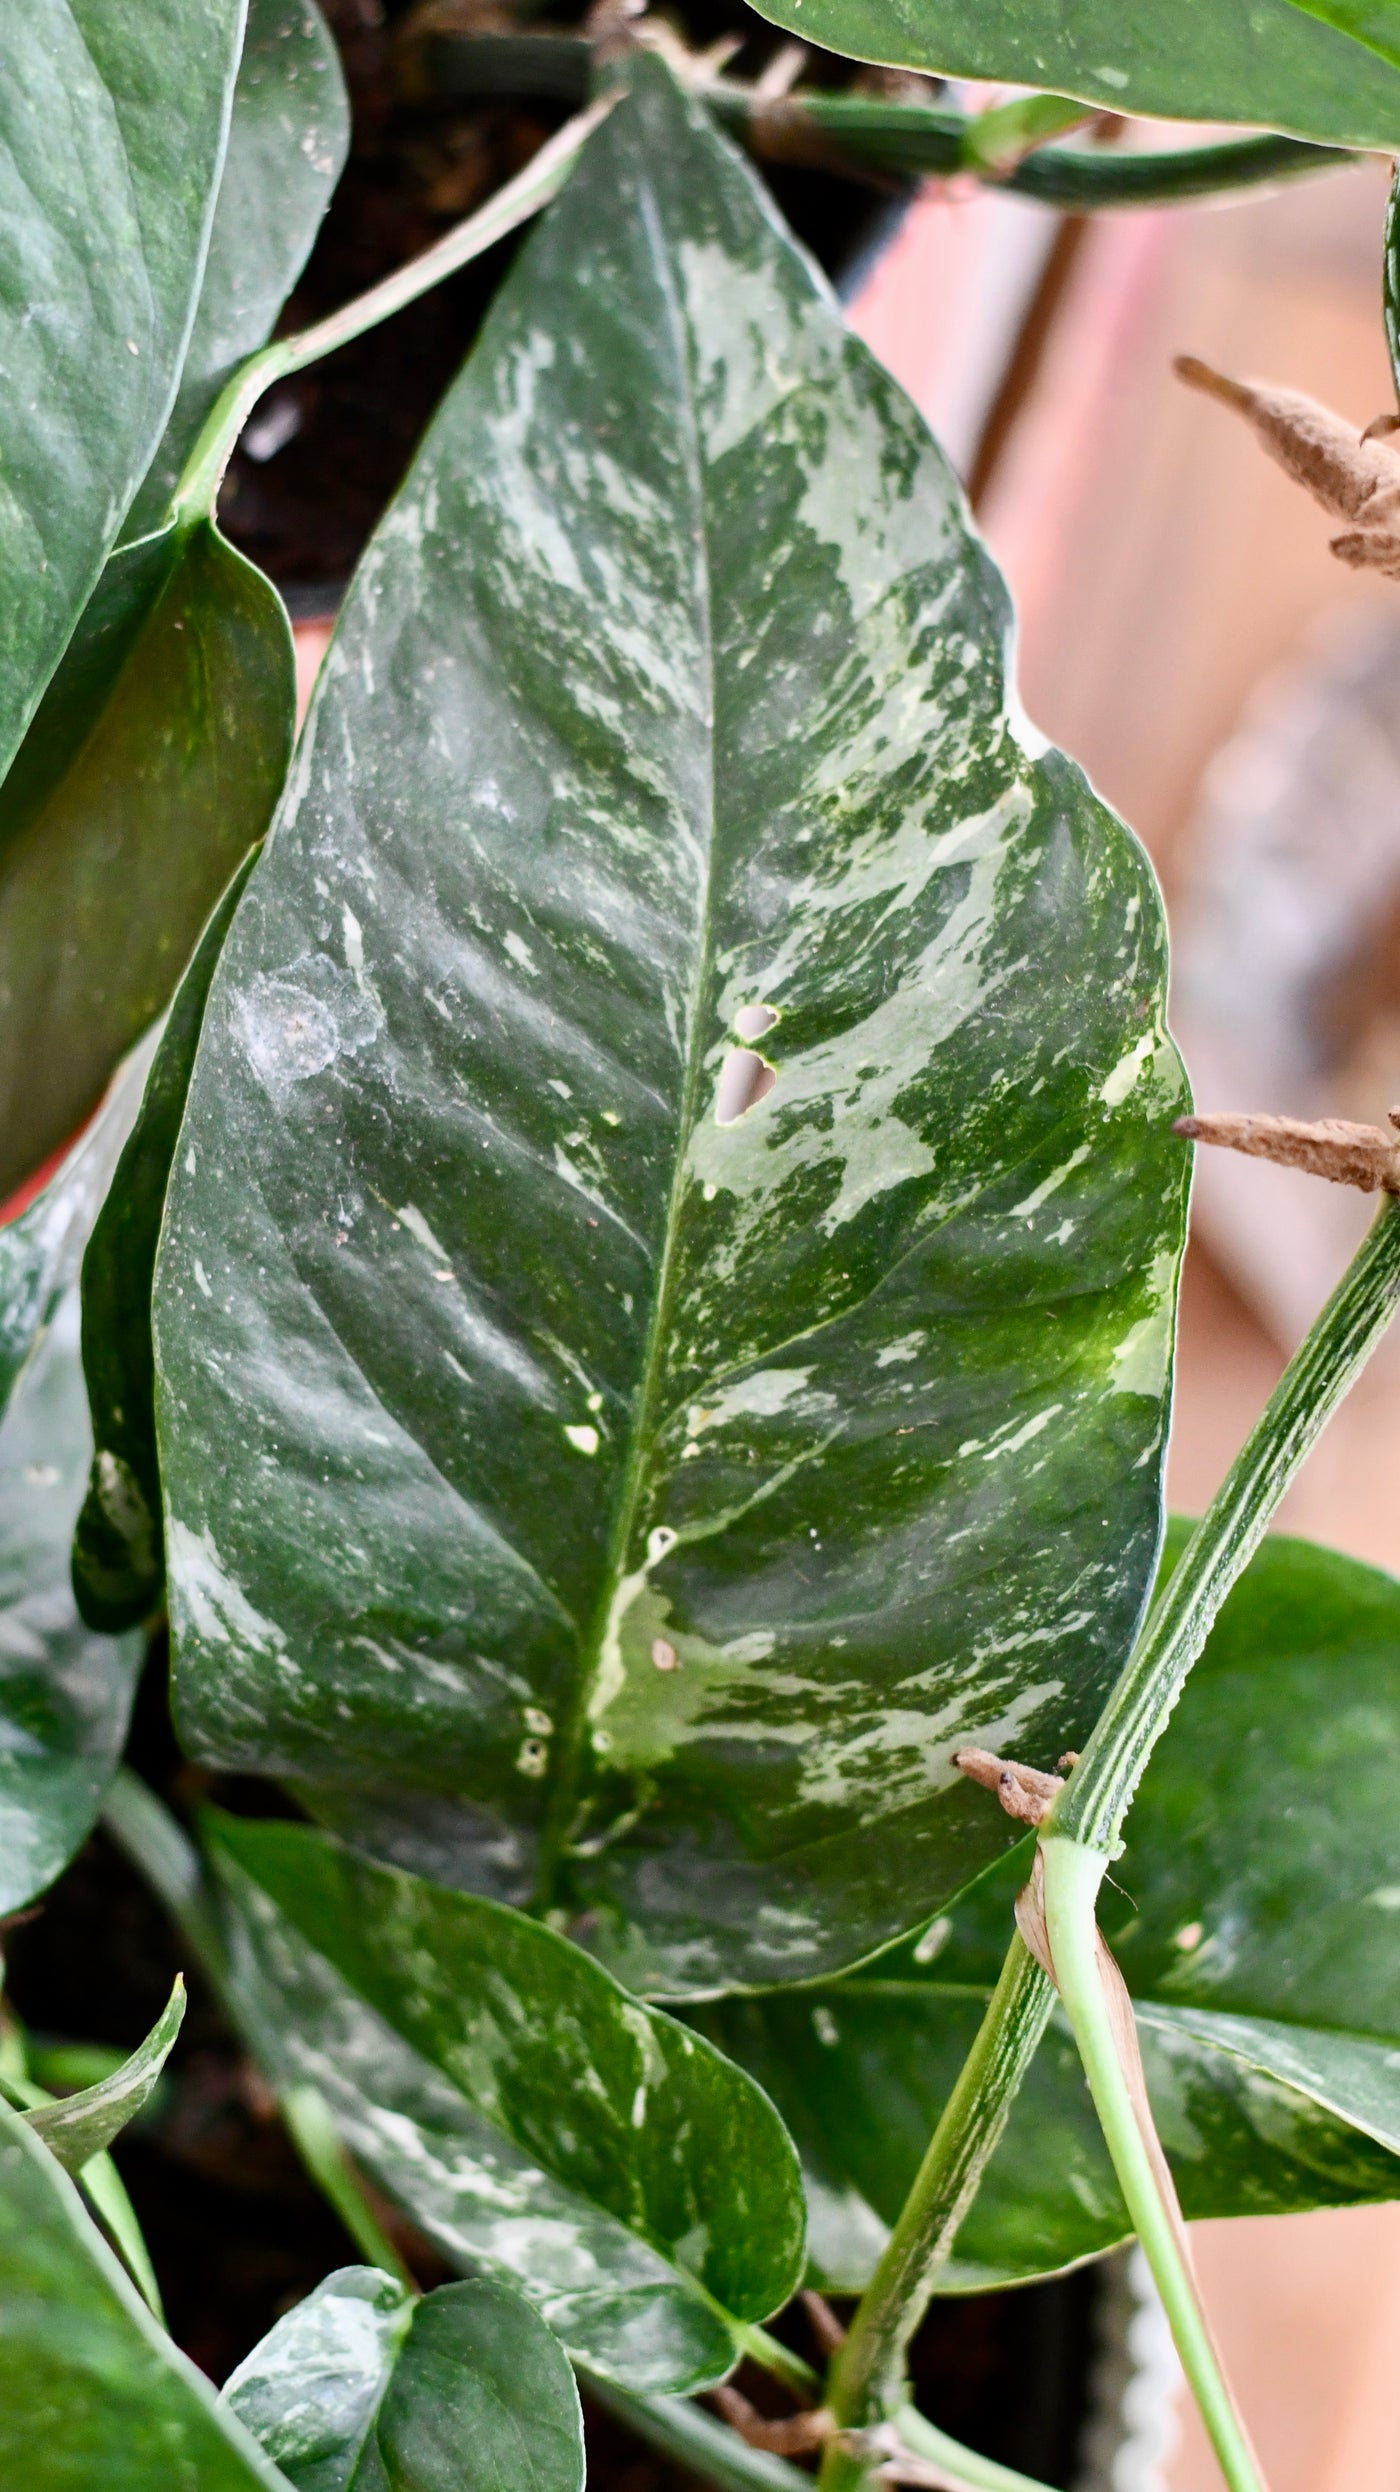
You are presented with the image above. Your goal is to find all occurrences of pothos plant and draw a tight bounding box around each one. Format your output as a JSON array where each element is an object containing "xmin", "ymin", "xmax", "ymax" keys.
[{"xmin": 5, "ymin": 4, "xmax": 1400, "ymax": 2490}]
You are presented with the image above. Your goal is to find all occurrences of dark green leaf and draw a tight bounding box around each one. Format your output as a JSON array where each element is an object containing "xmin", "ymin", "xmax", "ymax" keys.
[
  {"xmin": 741, "ymin": 0, "xmax": 1400, "ymax": 148},
  {"xmin": 156, "ymin": 57, "xmax": 1187, "ymax": 1998},
  {"xmin": 0, "ymin": 2096, "xmax": 289, "ymax": 2490},
  {"xmin": 0, "ymin": 522, "xmax": 293, "ymax": 1198},
  {"xmin": 0, "ymin": 1294, "xmax": 143, "ymax": 1917},
  {"xmin": 0, "ymin": 0, "xmax": 246, "ymax": 786},
  {"xmin": 25, "ymin": 1978, "xmax": 185, "ymax": 2176},
  {"xmin": 75, "ymin": 849, "xmax": 263, "ymax": 1631},
  {"xmin": 698, "ymin": 1529, "xmax": 1400, "ymax": 2290},
  {"xmin": 208, "ymin": 1813, "xmax": 805, "ymax": 2392},
  {"xmin": 123, "ymin": 0, "xmax": 350, "ymax": 543},
  {"xmin": 0, "ymin": 1029, "xmax": 155, "ymax": 1424},
  {"xmin": 225, "ymin": 2271, "xmax": 585, "ymax": 2492}
]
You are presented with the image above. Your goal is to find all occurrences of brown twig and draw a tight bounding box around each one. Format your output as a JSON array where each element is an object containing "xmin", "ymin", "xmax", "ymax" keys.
[
  {"xmin": 952, "ymin": 1745, "xmax": 1065, "ymax": 1826},
  {"xmin": 1175, "ymin": 354, "xmax": 1400, "ymax": 578},
  {"xmin": 710, "ymin": 2384, "xmax": 835, "ymax": 2454},
  {"xmin": 1175, "ymin": 1109, "xmax": 1400, "ymax": 1193},
  {"xmin": 801, "ymin": 2287, "xmax": 848, "ymax": 2357}
]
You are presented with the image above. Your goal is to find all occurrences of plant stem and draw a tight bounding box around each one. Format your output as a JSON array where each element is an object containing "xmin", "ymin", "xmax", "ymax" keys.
[
  {"xmin": 1040, "ymin": 1840, "xmax": 1262, "ymax": 2492},
  {"xmin": 732, "ymin": 2321, "xmax": 821, "ymax": 2400},
  {"xmin": 280, "ymin": 2083, "xmax": 416, "ymax": 2290},
  {"xmin": 1054, "ymin": 1194, "xmax": 1400, "ymax": 1856},
  {"xmin": 582, "ymin": 2376, "xmax": 811, "ymax": 2492},
  {"xmin": 169, "ymin": 99, "xmax": 612, "ymax": 526},
  {"xmin": 820, "ymin": 1934, "xmax": 1053, "ymax": 2463},
  {"xmin": 102, "ymin": 1772, "xmax": 411, "ymax": 2288},
  {"xmin": 894, "ymin": 2403, "xmax": 1059, "ymax": 2492},
  {"xmin": 419, "ymin": 40, "xmax": 1348, "ymax": 206}
]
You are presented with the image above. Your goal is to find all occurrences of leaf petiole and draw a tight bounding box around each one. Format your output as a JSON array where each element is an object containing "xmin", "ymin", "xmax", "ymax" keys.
[
  {"xmin": 1038, "ymin": 1838, "xmax": 1264, "ymax": 2492},
  {"xmin": 169, "ymin": 97, "xmax": 614, "ymax": 528}
]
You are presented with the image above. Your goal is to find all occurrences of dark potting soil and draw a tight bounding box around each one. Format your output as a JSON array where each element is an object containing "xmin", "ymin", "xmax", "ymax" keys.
[{"xmin": 217, "ymin": 0, "xmax": 916, "ymax": 604}]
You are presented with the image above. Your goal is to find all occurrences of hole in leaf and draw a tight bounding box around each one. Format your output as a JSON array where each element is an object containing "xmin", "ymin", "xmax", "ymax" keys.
[
  {"xmin": 715, "ymin": 1049, "xmax": 777, "ymax": 1126},
  {"xmin": 733, "ymin": 1003, "xmax": 779, "ymax": 1042}
]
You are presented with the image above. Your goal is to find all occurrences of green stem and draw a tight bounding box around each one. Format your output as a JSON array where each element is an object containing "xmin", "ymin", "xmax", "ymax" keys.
[
  {"xmin": 419, "ymin": 40, "xmax": 1347, "ymax": 207},
  {"xmin": 102, "ymin": 1766, "xmax": 227, "ymax": 1979},
  {"xmin": 582, "ymin": 2377, "xmax": 811, "ymax": 2492},
  {"xmin": 102, "ymin": 1773, "xmax": 411, "ymax": 2287},
  {"xmin": 1040, "ymin": 1839, "xmax": 1262, "ymax": 2492},
  {"xmin": 731, "ymin": 2322, "xmax": 821, "ymax": 2401},
  {"xmin": 1054, "ymin": 1193, "xmax": 1400, "ymax": 1856},
  {"xmin": 821, "ymin": 1934, "xmax": 1053, "ymax": 2458},
  {"xmin": 894, "ymin": 2403, "xmax": 1058, "ymax": 2492},
  {"xmin": 169, "ymin": 98, "xmax": 612, "ymax": 526},
  {"xmin": 280, "ymin": 2083, "xmax": 416, "ymax": 2290}
]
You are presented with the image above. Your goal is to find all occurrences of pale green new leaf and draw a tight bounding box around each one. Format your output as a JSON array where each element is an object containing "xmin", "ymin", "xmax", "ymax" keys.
[
  {"xmin": 25, "ymin": 1978, "xmax": 185, "ymax": 2177},
  {"xmin": 157, "ymin": 58, "xmax": 1188, "ymax": 1999}
]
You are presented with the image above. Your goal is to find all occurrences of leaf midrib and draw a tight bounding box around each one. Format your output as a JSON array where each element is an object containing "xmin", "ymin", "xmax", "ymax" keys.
[{"xmin": 534, "ymin": 164, "xmax": 720, "ymax": 1910}]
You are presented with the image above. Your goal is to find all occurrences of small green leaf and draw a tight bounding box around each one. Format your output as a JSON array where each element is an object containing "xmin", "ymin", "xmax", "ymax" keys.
[
  {"xmin": 25, "ymin": 1977, "xmax": 185, "ymax": 2176},
  {"xmin": 123, "ymin": 0, "xmax": 350, "ymax": 543},
  {"xmin": 698, "ymin": 1529, "xmax": 1400, "ymax": 2290},
  {"xmin": 158, "ymin": 54, "xmax": 1187, "ymax": 1998},
  {"xmin": 0, "ymin": 521, "xmax": 293, "ymax": 1200},
  {"xmin": 223, "ymin": 2266, "xmax": 417, "ymax": 2491},
  {"xmin": 225, "ymin": 2270, "xmax": 585, "ymax": 2492},
  {"xmin": 74, "ymin": 848, "xmax": 262, "ymax": 1631},
  {"xmin": 0, "ymin": 2095, "xmax": 290, "ymax": 2489},
  {"xmin": 0, "ymin": 1028, "xmax": 155, "ymax": 1426},
  {"xmin": 208, "ymin": 1813, "xmax": 806, "ymax": 2393},
  {"xmin": 740, "ymin": 0, "xmax": 1400, "ymax": 149},
  {"xmin": 0, "ymin": 1, "xmax": 246, "ymax": 787},
  {"xmin": 0, "ymin": 1293, "xmax": 143, "ymax": 1918}
]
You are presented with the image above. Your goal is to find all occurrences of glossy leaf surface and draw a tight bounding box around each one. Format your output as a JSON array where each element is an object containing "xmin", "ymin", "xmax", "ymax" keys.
[
  {"xmin": 0, "ymin": 1029, "xmax": 155, "ymax": 1424},
  {"xmin": 158, "ymin": 59, "xmax": 1188, "ymax": 1997},
  {"xmin": 25, "ymin": 1979, "xmax": 185, "ymax": 2177},
  {"xmin": 124, "ymin": 0, "xmax": 348, "ymax": 541},
  {"xmin": 0, "ymin": 2097, "xmax": 288, "ymax": 2490},
  {"xmin": 228, "ymin": 2270, "xmax": 584, "ymax": 2492},
  {"xmin": 0, "ymin": 0, "xmax": 245, "ymax": 786},
  {"xmin": 0, "ymin": 522, "xmax": 293, "ymax": 1198},
  {"xmin": 0, "ymin": 1295, "xmax": 143, "ymax": 1917},
  {"xmin": 742, "ymin": 0, "xmax": 1400, "ymax": 148},
  {"xmin": 698, "ymin": 1531, "xmax": 1400, "ymax": 2289},
  {"xmin": 209, "ymin": 1814, "xmax": 805, "ymax": 2391},
  {"xmin": 75, "ymin": 852, "xmax": 261, "ymax": 1630}
]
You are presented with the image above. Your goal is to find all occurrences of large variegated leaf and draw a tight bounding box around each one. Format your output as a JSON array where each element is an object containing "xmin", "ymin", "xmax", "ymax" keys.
[
  {"xmin": 0, "ymin": 2097, "xmax": 289, "ymax": 2491},
  {"xmin": 157, "ymin": 58, "xmax": 1188, "ymax": 1998},
  {"xmin": 122, "ymin": 0, "xmax": 349, "ymax": 544},
  {"xmin": 208, "ymin": 1813, "xmax": 805, "ymax": 2395},
  {"xmin": 0, "ymin": 0, "xmax": 246, "ymax": 789},
  {"xmin": 0, "ymin": 1294, "xmax": 142, "ymax": 1916},
  {"xmin": 741, "ymin": 0, "xmax": 1400, "ymax": 149},
  {"xmin": 223, "ymin": 2269, "xmax": 585, "ymax": 2492},
  {"xmin": 698, "ymin": 1531, "xmax": 1400, "ymax": 2290}
]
